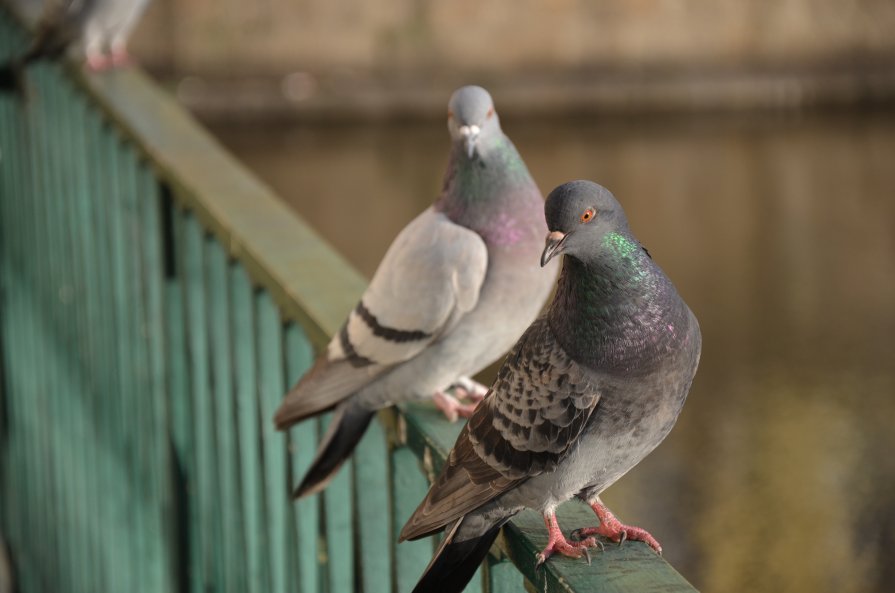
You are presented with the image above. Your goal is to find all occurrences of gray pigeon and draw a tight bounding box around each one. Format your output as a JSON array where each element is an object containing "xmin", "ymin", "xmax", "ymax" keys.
[
  {"xmin": 1, "ymin": 0, "xmax": 150, "ymax": 93},
  {"xmin": 274, "ymin": 86, "xmax": 557, "ymax": 498},
  {"xmin": 400, "ymin": 180, "xmax": 701, "ymax": 593}
]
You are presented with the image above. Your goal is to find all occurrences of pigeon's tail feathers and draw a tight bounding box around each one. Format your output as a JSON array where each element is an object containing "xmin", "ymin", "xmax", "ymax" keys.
[
  {"xmin": 411, "ymin": 517, "xmax": 505, "ymax": 593},
  {"xmin": 292, "ymin": 403, "xmax": 375, "ymax": 499},
  {"xmin": 0, "ymin": 60, "xmax": 26, "ymax": 97},
  {"xmin": 400, "ymin": 425, "xmax": 523, "ymax": 542},
  {"xmin": 274, "ymin": 356, "xmax": 380, "ymax": 430}
]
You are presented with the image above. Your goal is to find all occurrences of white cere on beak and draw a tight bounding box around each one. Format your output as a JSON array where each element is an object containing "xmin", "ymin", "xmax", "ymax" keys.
[
  {"xmin": 459, "ymin": 125, "xmax": 481, "ymax": 158},
  {"xmin": 458, "ymin": 124, "xmax": 481, "ymax": 137}
]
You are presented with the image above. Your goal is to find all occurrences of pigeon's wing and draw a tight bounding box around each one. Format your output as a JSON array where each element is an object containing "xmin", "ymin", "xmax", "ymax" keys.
[
  {"xmin": 331, "ymin": 207, "xmax": 488, "ymax": 366},
  {"xmin": 400, "ymin": 318, "xmax": 602, "ymax": 541},
  {"xmin": 275, "ymin": 208, "xmax": 488, "ymax": 428}
]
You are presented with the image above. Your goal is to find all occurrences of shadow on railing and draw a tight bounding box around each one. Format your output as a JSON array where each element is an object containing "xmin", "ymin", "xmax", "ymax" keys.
[{"xmin": 0, "ymin": 8, "xmax": 697, "ymax": 593}]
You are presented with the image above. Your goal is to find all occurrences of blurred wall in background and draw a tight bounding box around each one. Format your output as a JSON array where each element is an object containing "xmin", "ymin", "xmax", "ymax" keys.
[
  {"xmin": 127, "ymin": 0, "xmax": 895, "ymax": 119},
  {"xmin": 134, "ymin": 0, "xmax": 895, "ymax": 75}
]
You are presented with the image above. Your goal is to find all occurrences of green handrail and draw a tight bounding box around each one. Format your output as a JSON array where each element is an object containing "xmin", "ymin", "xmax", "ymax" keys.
[{"xmin": 0, "ymin": 8, "xmax": 698, "ymax": 593}]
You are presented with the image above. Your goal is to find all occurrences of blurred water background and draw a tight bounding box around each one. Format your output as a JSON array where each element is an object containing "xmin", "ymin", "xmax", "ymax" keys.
[
  {"xmin": 208, "ymin": 109, "xmax": 895, "ymax": 593},
  {"xmin": 123, "ymin": 1, "xmax": 895, "ymax": 591}
]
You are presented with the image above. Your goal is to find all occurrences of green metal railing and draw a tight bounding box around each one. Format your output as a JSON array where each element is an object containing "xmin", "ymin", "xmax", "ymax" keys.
[{"xmin": 0, "ymin": 9, "xmax": 697, "ymax": 593}]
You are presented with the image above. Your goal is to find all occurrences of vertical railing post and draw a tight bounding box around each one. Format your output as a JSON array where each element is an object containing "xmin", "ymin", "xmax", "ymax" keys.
[
  {"xmin": 230, "ymin": 264, "xmax": 269, "ymax": 593},
  {"xmin": 354, "ymin": 417, "xmax": 393, "ymax": 592},
  {"xmin": 182, "ymin": 214, "xmax": 219, "ymax": 593},
  {"xmin": 320, "ymin": 411, "xmax": 355, "ymax": 592},
  {"xmin": 255, "ymin": 291, "xmax": 291, "ymax": 593},
  {"xmin": 283, "ymin": 325, "xmax": 320, "ymax": 593},
  {"xmin": 136, "ymin": 165, "xmax": 176, "ymax": 593},
  {"xmin": 390, "ymin": 446, "xmax": 432, "ymax": 593},
  {"xmin": 207, "ymin": 241, "xmax": 245, "ymax": 593}
]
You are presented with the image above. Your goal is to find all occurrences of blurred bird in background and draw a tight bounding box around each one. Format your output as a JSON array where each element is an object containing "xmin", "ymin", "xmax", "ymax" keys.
[
  {"xmin": 0, "ymin": 0, "xmax": 150, "ymax": 94},
  {"xmin": 401, "ymin": 181, "xmax": 702, "ymax": 593},
  {"xmin": 274, "ymin": 85, "xmax": 558, "ymax": 499}
]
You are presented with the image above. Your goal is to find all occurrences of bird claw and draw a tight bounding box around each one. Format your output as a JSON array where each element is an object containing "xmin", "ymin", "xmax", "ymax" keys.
[
  {"xmin": 573, "ymin": 525, "xmax": 661, "ymax": 554},
  {"xmin": 86, "ymin": 52, "xmax": 112, "ymax": 72},
  {"xmin": 449, "ymin": 376, "xmax": 489, "ymax": 402},
  {"xmin": 578, "ymin": 501, "xmax": 663, "ymax": 555},
  {"xmin": 535, "ymin": 511, "xmax": 602, "ymax": 570},
  {"xmin": 535, "ymin": 536, "xmax": 597, "ymax": 565},
  {"xmin": 571, "ymin": 528, "xmax": 606, "ymax": 551},
  {"xmin": 111, "ymin": 50, "xmax": 132, "ymax": 67},
  {"xmin": 432, "ymin": 391, "xmax": 477, "ymax": 422},
  {"xmin": 434, "ymin": 377, "xmax": 488, "ymax": 421},
  {"xmin": 538, "ymin": 544, "xmax": 593, "ymax": 567}
]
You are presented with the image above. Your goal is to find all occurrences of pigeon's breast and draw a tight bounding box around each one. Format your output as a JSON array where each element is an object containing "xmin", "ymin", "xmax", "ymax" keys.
[
  {"xmin": 513, "ymin": 316, "xmax": 700, "ymax": 511},
  {"xmin": 574, "ymin": 319, "xmax": 699, "ymax": 497},
  {"xmin": 465, "ymin": 240, "xmax": 557, "ymax": 356}
]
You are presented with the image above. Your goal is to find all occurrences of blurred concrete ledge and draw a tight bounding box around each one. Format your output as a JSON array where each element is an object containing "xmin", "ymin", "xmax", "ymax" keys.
[
  {"xmin": 118, "ymin": 0, "xmax": 895, "ymax": 121},
  {"xmin": 10, "ymin": 0, "xmax": 895, "ymax": 121},
  {"xmin": 150, "ymin": 60, "xmax": 895, "ymax": 123}
]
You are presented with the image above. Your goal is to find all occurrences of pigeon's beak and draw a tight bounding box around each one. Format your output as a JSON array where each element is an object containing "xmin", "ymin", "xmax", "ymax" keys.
[
  {"xmin": 459, "ymin": 124, "xmax": 481, "ymax": 159},
  {"xmin": 541, "ymin": 231, "xmax": 567, "ymax": 267}
]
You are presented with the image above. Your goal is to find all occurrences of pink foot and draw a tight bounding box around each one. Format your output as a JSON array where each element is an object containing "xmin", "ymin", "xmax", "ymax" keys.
[
  {"xmin": 535, "ymin": 512, "xmax": 599, "ymax": 567},
  {"xmin": 111, "ymin": 49, "xmax": 132, "ymax": 68},
  {"xmin": 86, "ymin": 52, "xmax": 113, "ymax": 72},
  {"xmin": 571, "ymin": 500, "xmax": 662, "ymax": 554},
  {"xmin": 451, "ymin": 376, "xmax": 489, "ymax": 402},
  {"xmin": 432, "ymin": 391, "xmax": 477, "ymax": 423}
]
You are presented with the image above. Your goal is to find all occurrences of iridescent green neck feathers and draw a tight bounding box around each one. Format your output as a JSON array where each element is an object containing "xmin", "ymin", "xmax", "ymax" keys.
[{"xmin": 549, "ymin": 232, "xmax": 688, "ymax": 372}]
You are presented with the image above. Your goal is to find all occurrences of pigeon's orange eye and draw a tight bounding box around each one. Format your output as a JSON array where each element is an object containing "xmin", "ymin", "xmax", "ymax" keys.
[
  {"xmin": 448, "ymin": 110, "xmax": 454, "ymax": 119},
  {"xmin": 486, "ymin": 107, "xmax": 494, "ymax": 118},
  {"xmin": 580, "ymin": 208, "xmax": 596, "ymax": 223}
]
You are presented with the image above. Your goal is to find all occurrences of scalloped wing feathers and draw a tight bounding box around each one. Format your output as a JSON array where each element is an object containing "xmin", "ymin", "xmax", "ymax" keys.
[{"xmin": 400, "ymin": 319, "xmax": 601, "ymax": 541}]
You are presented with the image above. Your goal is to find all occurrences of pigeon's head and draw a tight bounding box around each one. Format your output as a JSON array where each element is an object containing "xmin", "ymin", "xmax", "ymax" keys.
[
  {"xmin": 447, "ymin": 85, "xmax": 501, "ymax": 160},
  {"xmin": 541, "ymin": 180, "xmax": 630, "ymax": 267}
]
